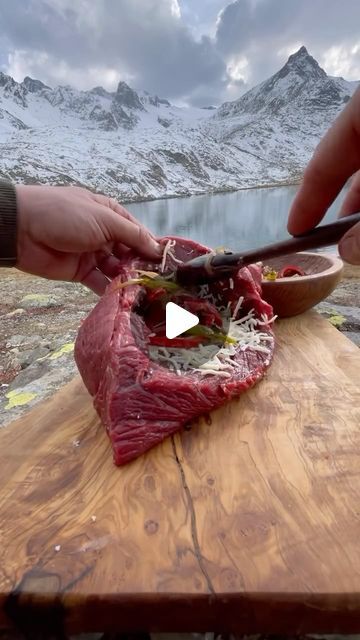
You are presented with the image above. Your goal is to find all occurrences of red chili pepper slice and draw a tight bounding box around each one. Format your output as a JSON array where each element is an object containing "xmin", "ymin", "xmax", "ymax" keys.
[
  {"xmin": 146, "ymin": 287, "xmax": 168, "ymax": 303},
  {"xmin": 172, "ymin": 295, "xmax": 223, "ymax": 329},
  {"xmin": 278, "ymin": 265, "xmax": 305, "ymax": 278}
]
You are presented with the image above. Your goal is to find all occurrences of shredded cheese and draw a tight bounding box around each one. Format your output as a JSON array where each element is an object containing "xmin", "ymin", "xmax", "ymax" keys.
[
  {"xmin": 233, "ymin": 296, "xmax": 244, "ymax": 320},
  {"xmin": 160, "ymin": 239, "xmax": 184, "ymax": 272},
  {"xmin": 199, "ymin": 284, "xmax": 209, "ymax": 296},
  {"xmin": 169, "ymin": 254, "xmax": 184, "ymax": 264},
  {"xmin": 150, "ymin": 243, "xmax": 275, "ymax": 378},
  {"xmin": 197, "ymin": 370, "xmax": 231, "ymax": 378},
  {"xmin": 160, "ymin": 239, "xmax": 175, "ymax": 272},
  {"xmin": 149, "ymin": 312, "xmax": 274, "ymax": 378}
]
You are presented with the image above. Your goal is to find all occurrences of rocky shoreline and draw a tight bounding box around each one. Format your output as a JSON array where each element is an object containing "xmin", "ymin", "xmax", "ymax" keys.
[{"xmin": 0, "ymin": 262, "xmax": 359, "ymax": 428}]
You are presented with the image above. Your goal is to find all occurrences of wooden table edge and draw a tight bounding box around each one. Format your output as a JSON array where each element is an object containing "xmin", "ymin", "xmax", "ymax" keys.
[{"xmin": 1, "ymin": 590, "xmax": 360, "ymax": 634}]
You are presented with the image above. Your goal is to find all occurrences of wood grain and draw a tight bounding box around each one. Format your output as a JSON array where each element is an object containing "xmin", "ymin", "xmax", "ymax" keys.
[{"xmin": 0, "ymin": 311, "xmax": 359, "ymax": 635}]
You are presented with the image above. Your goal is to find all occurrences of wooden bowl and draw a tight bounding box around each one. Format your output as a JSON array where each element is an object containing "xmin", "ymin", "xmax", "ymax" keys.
[{"xmin": 261, "ymin": 251, "xmax": 344, "ymax": 318}]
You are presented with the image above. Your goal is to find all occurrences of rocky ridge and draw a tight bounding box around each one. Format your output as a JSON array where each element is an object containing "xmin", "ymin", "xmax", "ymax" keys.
[{"xmin": 0, "ymin": 47, "xmax": 358, "ymax": 201}]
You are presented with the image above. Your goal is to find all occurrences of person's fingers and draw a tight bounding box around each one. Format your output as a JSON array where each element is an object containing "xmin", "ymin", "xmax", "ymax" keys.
[
  {"xmin": 339, "ymin": 221, "xmax": 360, "ymax": 265},
  {"xmin": 288, "ymin": 88, "xmax": 360, "ymax": 235},
  {"xmin": 91, "ymin": 193, "xmax": 158, "ymax": 241},
  {"xmin": 97, "ymin": 206, "xmax": 162, "ymax": 260},
  {"xmin": 81, "ymin": 267, "xmax": 110, "ymax": 295},
  {"xmin": 112, "ymin": 242, "xmax": 132, "ymax": 259},
  {"xmin": 339, "ymin": 169, "xmax": 360, "ymax": 217},
  {"xmin": 96, "ymin": 251, "xmax": 123, "ymax": 279},
  {"xmin": 111, "ymin": 201, "xmax": 155, "ymax": 236},
  {"xmin": 91, "ymin": 193, "xmax": 161, "ymax": 258}
]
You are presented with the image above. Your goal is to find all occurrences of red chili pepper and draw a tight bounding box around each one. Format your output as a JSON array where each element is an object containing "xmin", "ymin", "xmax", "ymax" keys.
[
  {"xmin": 146, "ymin": 287, "xmax": 167, "ymax": 303},
  {"xmin": 142, "ymin": 294, "xmax": 167, "ymax": 331},
  {"xmin": 173, "ymin": 295, "xmax": 223, "ymax": 329},
  {"xmin": 149, "ymin": 335, "xmax": 205, "ymax": 348},
  {"xmin": 278, "ymin": 265, "xmax": 305, "ymax": 278}
]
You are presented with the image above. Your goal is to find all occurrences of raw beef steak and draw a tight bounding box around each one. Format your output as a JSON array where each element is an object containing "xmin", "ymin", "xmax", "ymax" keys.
[{"xmin": 75, "ymin": 236, "xmax": 275, "ymax": 465}]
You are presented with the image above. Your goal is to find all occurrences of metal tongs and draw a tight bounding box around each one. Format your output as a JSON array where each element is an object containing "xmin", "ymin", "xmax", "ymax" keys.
[{"xmin": 175, "ymin": 212, "xmax": 360, "ymax": 286}]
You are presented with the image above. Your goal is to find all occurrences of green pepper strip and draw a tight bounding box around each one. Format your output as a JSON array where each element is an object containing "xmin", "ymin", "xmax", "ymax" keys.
[
  {"xmin": 115, "ymin": 275, "xmax": 235, "ymax": 345},
  {"xmin": 185, "ymin": 324, "xmax": 236, "ymax": 345},
  {"xmin": 116, "ymin": 275, "xmax": 181, "ymax": 292}
]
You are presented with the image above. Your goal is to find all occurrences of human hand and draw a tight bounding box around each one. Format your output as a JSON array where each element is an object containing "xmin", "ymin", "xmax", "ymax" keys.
[
  {"xmin": 16, "ymin": 185, "xmax": 162, "ymax": 294},
  {"xmin": 288, "ymin": 87, "xmax": 360, "ymax": 265}
]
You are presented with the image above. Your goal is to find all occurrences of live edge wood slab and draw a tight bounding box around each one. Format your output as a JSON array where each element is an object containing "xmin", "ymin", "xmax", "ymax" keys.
[{"xmin": 0, "ymin": 311, "xmax": 359, "ymax": 636}]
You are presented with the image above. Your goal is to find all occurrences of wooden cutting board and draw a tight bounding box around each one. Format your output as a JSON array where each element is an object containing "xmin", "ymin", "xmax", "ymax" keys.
[{"xmin": 0, "ymin": 311, "xmax": 359, "ymax": 635}]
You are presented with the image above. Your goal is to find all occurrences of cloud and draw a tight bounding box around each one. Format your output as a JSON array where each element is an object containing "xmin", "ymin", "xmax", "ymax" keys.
[
  {"xmin": 1, "ymin": 0, "xmax": 360, "ymax": 106},
  {"xmin": 215, "ymin": 0, "xmax": 360, "ymax": 89},
  {"xmin": 6, "ymin": 49, "xmax": 133, "ymax": 91},
  {"xmin": 0, "ymin": 0, "xmax": 227, "ymax": 104},
  {"xmin": 321, "ymin": 43, "xmax": 360, "ymax": 81}
]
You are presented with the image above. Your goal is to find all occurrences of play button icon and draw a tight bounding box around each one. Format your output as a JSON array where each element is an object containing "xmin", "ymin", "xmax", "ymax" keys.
[
  {"xmin": 165, "ymin": 302, "xmax": 199, "ymax": 340},
  {"xmin": 130, "ymin": 289, "xmax": 230, "ymax": 371}
]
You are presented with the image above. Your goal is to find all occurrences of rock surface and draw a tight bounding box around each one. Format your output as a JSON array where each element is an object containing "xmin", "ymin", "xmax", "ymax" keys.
[
  {"xmin": 19, "ymin": 293, "xmax": 60, "ymax": 308},
  {"xmin": 0, "ymin": 268, "xmax": 97, "ymax": 426}
]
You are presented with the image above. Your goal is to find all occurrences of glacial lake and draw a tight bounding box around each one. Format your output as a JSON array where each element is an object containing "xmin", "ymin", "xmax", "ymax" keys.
[{"xmin": 129, "ymin": 184, "xmax": 347, "ymax": 252}]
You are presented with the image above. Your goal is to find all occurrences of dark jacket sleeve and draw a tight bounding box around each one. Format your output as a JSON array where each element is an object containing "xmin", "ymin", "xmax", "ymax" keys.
[{"xmin": 0, "ymin": 179, "xmax": 17, "ymax": 267}]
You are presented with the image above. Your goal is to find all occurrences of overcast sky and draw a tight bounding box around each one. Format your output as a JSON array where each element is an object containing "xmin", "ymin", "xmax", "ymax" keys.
[{"xmin": 1, "ymin": 0, "xmax": 360, "ymax": 106}]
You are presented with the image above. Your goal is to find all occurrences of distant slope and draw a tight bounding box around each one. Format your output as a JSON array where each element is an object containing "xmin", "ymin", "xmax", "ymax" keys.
[{"xmin": 0, "ymin": 46, "xmax": 358, "ymax": 201}]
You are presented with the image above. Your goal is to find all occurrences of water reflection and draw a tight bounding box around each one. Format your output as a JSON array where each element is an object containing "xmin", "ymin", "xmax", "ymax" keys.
[{"xmin": 129, "ymin": 185, "xmax": 347, "ymax": 251}]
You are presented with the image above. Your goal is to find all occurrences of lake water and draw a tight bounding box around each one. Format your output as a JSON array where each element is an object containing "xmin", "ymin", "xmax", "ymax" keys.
[{"xmin": 129, "ymin": 185, "xmax": 347, "ymax": 252}]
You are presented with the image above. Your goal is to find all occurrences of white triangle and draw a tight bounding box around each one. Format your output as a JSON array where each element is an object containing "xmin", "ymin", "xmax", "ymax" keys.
[{"xmin": 165, "ymin": 302, "xmax": 199, "ymax": 340}]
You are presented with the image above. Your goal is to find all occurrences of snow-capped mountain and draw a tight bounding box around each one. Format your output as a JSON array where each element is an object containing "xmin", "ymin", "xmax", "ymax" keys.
[
  {"xmin": 0, "ymin": 46, "xmax": 358, "ymax": 201},
  {"xmin": 210, "ymin": 46, "xmax": 358, "ymax": 175}
]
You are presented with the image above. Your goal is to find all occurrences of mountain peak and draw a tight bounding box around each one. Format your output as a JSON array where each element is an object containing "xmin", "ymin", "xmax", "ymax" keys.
[
  {"xmin": 114, "ymin": 81, "xmax": 144, "ymax": 110},
  {"xmin": 89, "ymin": 85, "xmax": 113, "ymax": 99},
  {"xmin": 292, "ymin": 45, "xmax": 309, "ymax": 57},
  {"xmin": 1, "ymin": 43, "xmax": 359, "ymax": 203},
  {"xmin": 281, "ymin": 45, "xmax": 326, "ymax": 80},
  {"xmin": 22, "ymin": 76, "xmax": 51, "ymax": 93},
  {"xmin": 216, "ymin": 45, "xmax": 345, "ymax": 121}
]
